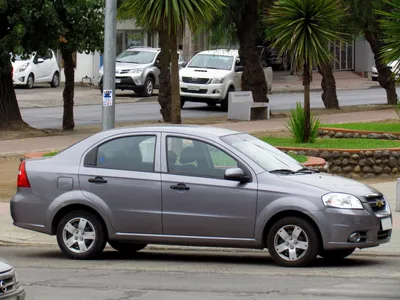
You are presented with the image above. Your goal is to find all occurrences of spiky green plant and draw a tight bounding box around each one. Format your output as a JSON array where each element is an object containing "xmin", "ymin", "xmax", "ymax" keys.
[{"xmin": 287, "ymin": 102, "xmax": 320, "ymax": 143}]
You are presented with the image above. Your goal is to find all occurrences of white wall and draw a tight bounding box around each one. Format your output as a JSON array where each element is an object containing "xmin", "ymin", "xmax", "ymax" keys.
[
  {"xmin": 354, "ymin": 39, "xmax": 374, "ymax": 73},
  {"xmin": 60, "ymin": 52, "xmax": 101, "ymax": 84}
]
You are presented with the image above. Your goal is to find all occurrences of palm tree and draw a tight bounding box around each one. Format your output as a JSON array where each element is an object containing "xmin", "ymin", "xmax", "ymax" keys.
[
  {"xmin": 119, "ymin": 0, "xmax": 223, "ymax": 124},
  {"xmin": 267, "ymin": 0, "xmax": 346, "ymax": 142},
  {"xmin": 378, "ymin": 0, "xmax": 400, "ymax": 83}
]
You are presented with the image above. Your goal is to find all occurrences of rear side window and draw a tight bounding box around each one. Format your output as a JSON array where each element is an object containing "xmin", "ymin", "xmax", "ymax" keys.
[{"xmin": 84, "ymin": 135, "xmax": 156, "ymax": 172}]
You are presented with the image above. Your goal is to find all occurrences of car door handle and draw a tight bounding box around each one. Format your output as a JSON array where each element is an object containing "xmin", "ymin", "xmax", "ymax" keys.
[
  {"xmin": 170, "ymin": 183, "xmax": 190, "ymax": 191},
  {"xmin": 88, "ymin": 176, "xmax": 107, "ymax": 184}
]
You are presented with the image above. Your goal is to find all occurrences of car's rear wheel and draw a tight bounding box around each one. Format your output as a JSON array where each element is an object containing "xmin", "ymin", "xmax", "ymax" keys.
[
  {"xmin": 50, "ymin": 72, "xmax": 60, "ymax": 88},
  {"xmin": 221, "ymin": 86, "xmax": 234, "ymax": 112},
  {"xmin": 26, "ymin": 74, "xmax": 34, "ymax": 89},
  {"xmin": 267, "ymin": 217, "xmax": 319, "ymax": 267},
  {"xmin": 140, "ymin": 77, "xmax": 154, "ymax": 97},
  {"xmin": 372, "ymin": 77, "xmax": 378, "ymax": 82},
  {"xmin": 108, "ymin": 240, "xmax": 147, "ymax": 253},
  {"xmin": 319, "ymin": 248, "xmax": 355, "ymax": 260},
  {"xmin": 56, "ymin": 210, "xmax": 107, "ymax": 259}
]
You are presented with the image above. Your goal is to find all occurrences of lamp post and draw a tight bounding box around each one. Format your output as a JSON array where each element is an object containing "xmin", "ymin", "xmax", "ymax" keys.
[{"xmin": 101, "ymin": 0, "xmax": 117, "ymax": 131}]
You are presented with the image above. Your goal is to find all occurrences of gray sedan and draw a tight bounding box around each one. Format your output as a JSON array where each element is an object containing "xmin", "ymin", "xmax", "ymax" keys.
[{"xmin": 10, "ymin": 126, "xmax": 392, "ymax": 267}]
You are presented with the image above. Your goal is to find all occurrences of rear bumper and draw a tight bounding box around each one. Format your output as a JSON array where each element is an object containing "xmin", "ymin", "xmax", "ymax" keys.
[{"xmin": 0, "ymin": 286, "xmax": 25, "ymax": 300}]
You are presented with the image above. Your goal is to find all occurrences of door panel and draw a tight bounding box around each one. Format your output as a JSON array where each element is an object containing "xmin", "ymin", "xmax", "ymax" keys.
[
  {"xmin": 161, "ymin": 135, "xmax": 258, "ymax": 239},
  {"xmin": 78, "ymin": 133, "xmax": 162, "ymax": 234}
]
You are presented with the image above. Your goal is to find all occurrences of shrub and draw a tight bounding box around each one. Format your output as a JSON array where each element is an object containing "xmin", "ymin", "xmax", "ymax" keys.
[{"xmin": 286, "ymin": 102, "xmax": 320, "ymax": 143}]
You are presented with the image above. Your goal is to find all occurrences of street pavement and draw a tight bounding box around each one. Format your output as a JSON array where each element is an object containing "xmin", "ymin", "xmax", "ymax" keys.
[
  {"xmin": 16, "ymin": 85, "xmax": 399, "ymax": 129},
  {"xmin": 2, "ymin": 246, "xmax": 400, "ymax": 299}
]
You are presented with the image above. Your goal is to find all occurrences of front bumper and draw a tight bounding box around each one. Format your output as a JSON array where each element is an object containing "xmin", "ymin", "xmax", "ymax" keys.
[
  {"xmin": 316, "ymin": 203, "xmax": 392, "ymax": 250},
  {"xmin": 180, "ymin": 82, "xmax": 227, "ymax": 100},
  {"xmin": 0, "ymin": 286, "xmax": 25, "ymax": 300},
  {"xmin": 98, "ymin": 74, "xmax": 144, "ymax": 90},
  {"xmin": 12, "ymin": 73, "xmax": 28, "ymax": 85}
]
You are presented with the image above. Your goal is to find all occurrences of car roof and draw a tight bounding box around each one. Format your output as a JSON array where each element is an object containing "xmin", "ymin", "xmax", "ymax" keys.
[
  {"xmin": 127, "ymin": 47, "xmax": 160, "ymax": 52},
  {"xmin": 104, "ymin": 125, "xmax": 240, "ymax": 138},
  {"xmin": 197, "ymin": 49, "xmax": 239, "ymax": 56}
]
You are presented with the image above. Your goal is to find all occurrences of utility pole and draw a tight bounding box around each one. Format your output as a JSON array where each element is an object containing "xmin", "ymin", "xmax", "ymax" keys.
[{"xmin": 102, "ymin": 0, "xmax": 117, "ymax": 131}]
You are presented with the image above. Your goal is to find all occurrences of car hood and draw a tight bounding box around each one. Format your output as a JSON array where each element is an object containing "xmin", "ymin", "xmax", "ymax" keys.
[
  {"xmin": 12, "ymin": 60, "xmax": 29, "ymax": 68},
  {"xmin": 0, "ymin": 260, "xmax": 12, "ymax": 273},
  {"xmin": 115, "ymin": 62, "xmax": 151, "ymax": 70},
  {"xmin": 180, "ymin": 68, "xmax": 231, "ymax": 79},
  {"xmin": 279, "ymin": 173, "xmax": 381, "ymax": 200}
]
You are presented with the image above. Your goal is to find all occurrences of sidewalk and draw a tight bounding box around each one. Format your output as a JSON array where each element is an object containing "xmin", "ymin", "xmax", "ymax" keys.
[
  {"xmin": 0, "ymin": 109, "xmax": 398, "ymax": 156},
  {"xmin": 0, "ymin": 181, "xmax": 398, "ymax": 256}
]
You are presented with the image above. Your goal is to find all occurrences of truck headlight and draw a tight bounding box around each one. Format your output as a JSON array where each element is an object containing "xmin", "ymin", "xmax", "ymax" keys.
[
  {"xmin": 322, "ymin": 193, "xmax": 363, "ymax": 210},
  {"xmin": 211, "ymin": 78, "xmax": 224, "ymax": 84}
]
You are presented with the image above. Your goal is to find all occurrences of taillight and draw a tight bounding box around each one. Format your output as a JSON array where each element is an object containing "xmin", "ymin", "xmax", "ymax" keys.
[{"xmin": 17, "ymin": 160, "xmax": 31, "ymax": 188}]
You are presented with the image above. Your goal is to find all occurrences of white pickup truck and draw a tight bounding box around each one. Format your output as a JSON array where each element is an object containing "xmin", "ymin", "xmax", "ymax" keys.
[{"xmin": 179, "ymin": 49, "xmax": 272, "ymax": 111}]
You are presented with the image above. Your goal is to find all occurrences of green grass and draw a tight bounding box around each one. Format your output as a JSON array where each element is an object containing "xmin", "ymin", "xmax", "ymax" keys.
[
  {"xmin": 322, "ymin": 123, "xmax": 400, "ymax": 133},
  {"xmin": 288, "ymin": 153, "xmax": 308, "ymax": 163},
  {"xmin": 262, "ymin": 137, "xmax": 400, "ymax": 149},
  {"xmin": 43, "ymin": 151, "xmax": 59, "ymax": 157}
]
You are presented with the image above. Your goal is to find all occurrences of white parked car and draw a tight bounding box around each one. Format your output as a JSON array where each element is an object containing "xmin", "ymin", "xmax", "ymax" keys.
[
  {"xmin": 12, "ymin": 50, "xmax": 60, "ymax": 89},
  {"xmin": 179, "ymin": 49, "xmax": 272, "ymax": 111},
  {"xmin": 372, "ymin": 60, "xmax": 399, "ymax": 81}
]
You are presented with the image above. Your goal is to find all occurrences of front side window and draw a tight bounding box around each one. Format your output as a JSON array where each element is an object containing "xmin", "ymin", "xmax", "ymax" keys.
[
  {"xmin": 187, "ymin": 54, "xmax": 234, "ymax": 70},
  {"xmin": 166, "ymin": 137, "xmax": 238, "ymax": 179},
  {"xmin": 85, "ymin": 135, "xmax": 156, "ymax": 172},
  {"xmin": 116, "ymin": 50, "xmax": 157, "ymax": 64}
]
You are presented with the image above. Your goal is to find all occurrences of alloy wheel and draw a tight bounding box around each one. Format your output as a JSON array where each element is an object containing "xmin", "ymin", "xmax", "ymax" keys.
[
  {"xmin": 62, "ymin": 217, "xmax": 96, "ymax": 254},
  {"xmin": 273, "ymin": 224, "xmax": 309, "ymax": 262}
]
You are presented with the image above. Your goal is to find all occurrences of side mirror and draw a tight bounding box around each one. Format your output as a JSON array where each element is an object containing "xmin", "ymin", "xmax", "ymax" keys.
[
  {"xmin": 36, "ymin": 58, "xmax": 44, "ymax": 64},
  {"xmin": 235, "ymin": 66, "xmax": 244, "ymax": 72},
  {"xmin": 181, "ymin": 62, "xmax": 187, "ymax": 68},
  {"xmin": 224, "ymin": 168, "xmax": 250, "ymax": 183}
]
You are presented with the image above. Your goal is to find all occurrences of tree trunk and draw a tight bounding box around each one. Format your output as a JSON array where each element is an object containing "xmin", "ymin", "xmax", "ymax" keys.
[
  {"xmin": 170, "ymin": 32, "xmax": 181, "ymax": 124},
  {"xmin": 318, "ymin": 62, "xmax": 340, "ymax": 109},
  {"xmin": 364, "ymin": 30, "xmax": 398, "ymax": 105},
  {"xmin": 157, "ymin": 29, "xmax": 172, "ymax": 122},
  {"xmin": 0, "ymin": 57, "xmax": 27, "ymax": 130},
  {"xmin": 61, "ymin": 49, "xmax": 75, "ymax": 130},
  {"xmin": 234, "ymin": 0, "xmax": 268, "ymax": 103},
  {"xmin": 303, "ymin": 63, "xmax": 311, "ymax": 143}
]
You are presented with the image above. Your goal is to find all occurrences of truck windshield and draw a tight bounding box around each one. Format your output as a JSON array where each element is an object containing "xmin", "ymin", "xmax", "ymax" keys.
[{"xmin": 188, "ymin": 54, "xmax": 234, "ymax": 70}]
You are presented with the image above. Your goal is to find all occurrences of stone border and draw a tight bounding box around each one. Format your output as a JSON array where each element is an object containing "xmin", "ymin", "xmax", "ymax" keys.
[{"xmin": 319, "ymin": 127, "xmax": 400, "ymax": 140}]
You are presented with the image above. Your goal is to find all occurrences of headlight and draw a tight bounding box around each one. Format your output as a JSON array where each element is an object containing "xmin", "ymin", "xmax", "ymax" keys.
[
  {"xmin": 322, "ymin": 193, "xmax": 363, "ymax": 210},
  {"xmin": 129, "ymin": 69, "xmax": 143, "ymax": 74},
  {"xmin": 211, "ymin": 77, "xmax": 224, "ymax": 84},
  {"xmin": 17, "ymin": 62, "xmax": 29, "ymax": 72}
]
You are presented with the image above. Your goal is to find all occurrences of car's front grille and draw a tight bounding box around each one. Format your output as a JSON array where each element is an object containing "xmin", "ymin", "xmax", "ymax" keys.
[
  {"xmin": 377, "ymin": 229, "xmax": 391, "ymax": 240},
  {"xmin": 181, "ymin": 88, "xmax": 208, "ymax": 94},
  {"xmin": 0, "ymin": 270, "xmax": 16, "ymax": 296},
  {"xmin": 182, "ymin": 77, "xmax": 210, "ymax": 84},
  {"xmin": 364, "ymin": 194, "xmax": 387, "ymax": 213}
]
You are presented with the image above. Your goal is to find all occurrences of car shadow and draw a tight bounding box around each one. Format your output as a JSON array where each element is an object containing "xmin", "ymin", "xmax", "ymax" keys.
[{"xmin": 26, "ymin": 248, "xmax": 382, "ymax": 269}]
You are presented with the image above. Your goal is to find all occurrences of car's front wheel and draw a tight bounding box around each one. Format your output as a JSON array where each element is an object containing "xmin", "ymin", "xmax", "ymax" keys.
[
  {"xmin": 108, "ymin": 240, "xmax": 147, "ymax": 253},
  {"xmin": 267, "ymin": 217, "xmax": 319, "ymax": 267},
  {"xmin": 56, "ymin": 210, "xmax": 107, "ymax": 259},
  {"xmin": 26, "ymin": 74, "xmax": 34, "ymax": 89},
  {"xmin": 140, "ymin": 77, "xmax": 154, "ymax": 97},
  {"xmin": 319, "ymin": 248, "xmax": 355, "ymax": 261}
]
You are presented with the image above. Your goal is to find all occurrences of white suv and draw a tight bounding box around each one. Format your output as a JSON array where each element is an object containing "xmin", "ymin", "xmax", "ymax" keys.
[
  {"xmin": 12, "ymin": 50, "xmax": 60, "ymax": 89},
  {"xmin": 179, "ymin": 49, "xmax": 272, "ymax": 111}
]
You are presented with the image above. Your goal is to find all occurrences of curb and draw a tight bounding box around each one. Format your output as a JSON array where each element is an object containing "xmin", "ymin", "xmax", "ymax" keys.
[{"xmin": 268, "ymin": 85, "xmax": 381, "ymax": 95}]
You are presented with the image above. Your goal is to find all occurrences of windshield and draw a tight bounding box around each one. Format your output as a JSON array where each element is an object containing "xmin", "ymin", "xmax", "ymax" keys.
[
  {"xmin": 14, "ymin": 54, "xmax": 32, "ymax": 61},
  {"xmin": 221, "ymin": 134, "xmax": 303, "ymax": 172},
  {"xmin": 188, "ymin": 54, "xmax": 234, "ymax": 70},
  {"xmin": 116, "ymin": 50, "xmax": 156, "ymax": 64}
]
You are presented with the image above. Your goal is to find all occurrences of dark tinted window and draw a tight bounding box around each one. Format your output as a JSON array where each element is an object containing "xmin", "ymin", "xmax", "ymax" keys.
[{"xmin": 85, "ymin": 135, "xmax": 156, "ymax": 172}]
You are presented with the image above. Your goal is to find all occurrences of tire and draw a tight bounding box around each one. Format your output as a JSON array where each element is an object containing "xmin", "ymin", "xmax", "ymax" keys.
[
  {"xmin": 372, "ymin": 77, "xmax": 378, "ymax": 82},
  {"xmin": 56, "ymin": 210, "xmax": 107, "ymax": 260},
  {"xmin": 108, "ymin": 240, "xmax": 147, "ymax": 253},
  {"xmin": 140, "ymin": 77, "xmax": 154, "ymax": 97},
  {"xmin": 267, "ymin": 216, "xmax": 319, "ymax": 267},
  {"xmin": 50, "ymin": 72, "xmax": 60, "ymax": 88},
  {"xmin": 221, "ymin": 86, "xmax": 234, "ymax": 112},
  {"xmin": 26, "ymin": 74, "xmax": 34, "ymax": 89},
  {"xmin": 319, "ymin": 248, "xmax": 355, "ymax": 261}
]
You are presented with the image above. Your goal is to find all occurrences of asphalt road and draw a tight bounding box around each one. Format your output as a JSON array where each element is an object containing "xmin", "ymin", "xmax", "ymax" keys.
[
  {"xmin": 18, "ymin": 88, "xmax": 395, "ymax": 129},
  {"xmin": 1, "ymin": 245, "xmax": 400, "ymax": 299}
]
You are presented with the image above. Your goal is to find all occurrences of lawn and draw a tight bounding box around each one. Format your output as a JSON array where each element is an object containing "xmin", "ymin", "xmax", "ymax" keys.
[
  {"xmin": 321, "ymin": 122, "xmax": 400, "ymax": 133},
  {"xmin": 262, "ymin": 137, "xmax": 400, "ymax": 149}
]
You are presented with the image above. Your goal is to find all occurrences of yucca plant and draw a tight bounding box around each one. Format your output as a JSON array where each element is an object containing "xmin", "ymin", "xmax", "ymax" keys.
[
  {"xmin": 267, "ymin": 0, "xmax": 346, "ymax": 143},
  {"xmin": 287, "ymin": 102, "xmax": 320, "ymax": 143}
]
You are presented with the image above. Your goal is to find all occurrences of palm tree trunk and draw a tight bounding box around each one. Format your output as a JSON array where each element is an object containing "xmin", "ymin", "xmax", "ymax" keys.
[
  {"xmin": 61, "ymin": 49, "xmax": 75, "ymax": 130},
  {"xmin": 318, "ymin": 62, "xmax": 340, "ymax": 109},
  {"xmin": 170, "ymin": 32, "xmax": 181, "ymax": 124},
  {"xmin": 364, "ymin": 30, "xmax": 398, "ymax": 105},
  {"xmin": 157, "ymin": 28, "xmax": 172, "ymax": 122},
  {"xmin": 0, "ymin": 56, "xmax": 27, "ymax": 129},
  {"xmin": 303, "ymin": 63, "xmax": 311, "ymax": 143},
  {"xmin": 234, "ymin": 0, "xmax": 268, "ymax": 103}
]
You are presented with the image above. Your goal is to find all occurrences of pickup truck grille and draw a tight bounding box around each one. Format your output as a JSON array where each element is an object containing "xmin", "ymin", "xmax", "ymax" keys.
[
  {"xmin": 182, "ymin": 77, "xmax": 210, "ymax": 84},
  {"xmin": 364, "ymin": 195, "xmax": 387, "ymax": 213},
  {"xmin": 0, "ymin": 269, "xmax": 16, "ymax": 296}
]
